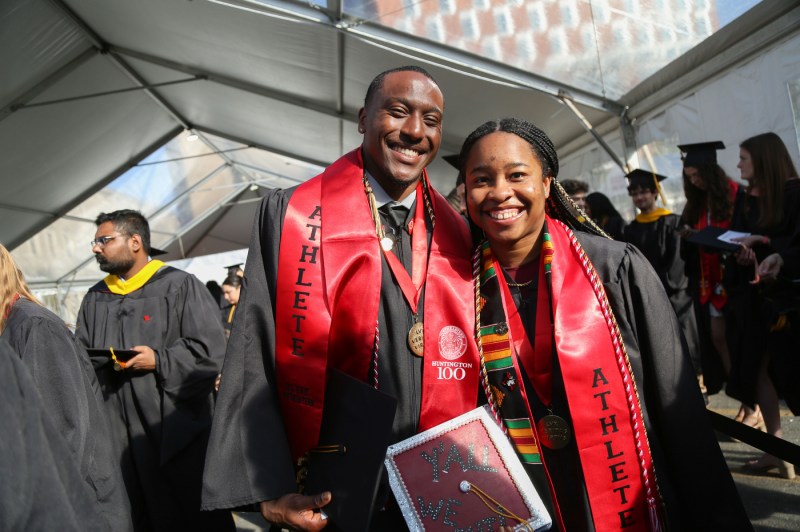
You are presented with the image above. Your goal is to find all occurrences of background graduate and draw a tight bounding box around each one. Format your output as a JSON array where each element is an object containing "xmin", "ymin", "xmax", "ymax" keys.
[
  {"xmin": 0, "ymin": 243, "xmax": 131, "ymax": 531},
  {"xmin": 76, "ymin": 209, "xmax": 233, "ymax": 531},
  {"xmin": 0, "ymin": 337, "xmax": 110, "ymax": 532},
  {"xmin": 459, "ymin": 118, "xmax": 750, "ymax": 530},
  {"xmin": 623, "ymin": 169, "xmax": 703, "ymax": 392},
  {"xmin": 724, "ymin": 132, "xmax": 800, "ymax": 479},
  {"xmin": 679, "ymin": 141, "xmax": 739, "ymax": 397}
]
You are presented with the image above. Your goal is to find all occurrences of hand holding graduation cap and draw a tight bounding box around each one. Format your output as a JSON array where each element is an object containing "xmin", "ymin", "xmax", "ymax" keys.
[
  {"xmin": 259, "ymin": 491, "xmax": 332, "ymax": 531},
  {"xmin": 125, "ymin": 345, "xmax": 156, "ymax": 371}
]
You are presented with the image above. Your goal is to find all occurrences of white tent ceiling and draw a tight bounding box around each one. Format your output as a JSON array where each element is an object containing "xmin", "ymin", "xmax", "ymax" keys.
[{"xmin": 2, "ymin": 0, "xmax": 798, "ymax": 290}]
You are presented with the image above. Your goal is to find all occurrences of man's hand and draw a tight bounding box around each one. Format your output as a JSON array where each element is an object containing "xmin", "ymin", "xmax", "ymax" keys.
[
  {"xmin": 126, "ymin": 345, "xmax": 156, "ymax": 372},
  {"xmin": 758, "ymin": 253, "xmax": 784, "ymax": 280},
  {"xmin": 259, "ymin": 492, "xmax": 332, "ymax": 531}
]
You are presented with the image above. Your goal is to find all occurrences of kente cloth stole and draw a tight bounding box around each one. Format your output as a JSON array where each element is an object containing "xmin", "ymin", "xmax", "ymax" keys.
[
  {"xmin": 103, "ymin": 260, "xmax": 165, "ymax": 295},
  {"xmin": 477, "ymin": 217, "xmax": 663, "ymax": 532},
  {"xmin": 274, "ymin": 148, "xmax": 479, "ymax": 462}
]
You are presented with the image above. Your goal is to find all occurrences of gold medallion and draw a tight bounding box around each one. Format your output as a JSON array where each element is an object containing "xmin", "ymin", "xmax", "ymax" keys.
[
  {"xmin": 380, "ymin": 236, "xmax": 394, "ymax": 251},
  {"xmin": 407, "ymin": 321, "xmax": 424, "ymax": 357},
  {"xmin": 537, "ymin": 414, "xmax": 571, "ymax": 450}
]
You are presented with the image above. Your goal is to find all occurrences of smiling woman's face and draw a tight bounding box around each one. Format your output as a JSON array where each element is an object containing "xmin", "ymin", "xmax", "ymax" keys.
[{"xmin": 464, "ymin": 131, "xmax": 551, "ymax": 255}]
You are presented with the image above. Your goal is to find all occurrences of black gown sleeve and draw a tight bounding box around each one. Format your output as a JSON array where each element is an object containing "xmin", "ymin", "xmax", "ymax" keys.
[
  {"xmin": 0, "ymin": 338, "xmax": 109, "ymax": 532},
  {"xmin": 578, "ymin": 234, "xmax": 751, "ymax": 530},
  {"xmin": 6, "ymin": 314, "xmax": 93, "ymax": 461},
  {"xmin": 202, "ymin": 188, "xmax": 297, "ymax": 510}
]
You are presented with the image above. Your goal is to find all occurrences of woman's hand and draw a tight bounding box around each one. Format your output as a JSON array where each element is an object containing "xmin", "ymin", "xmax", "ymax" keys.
[
  {"xmin": 734, "ymin": 245, "xmax": 757, "ymax": 266},
  {"xmin": 758, "ymin": 253, "xmax": 784, "ymax": 280},
  {"xmin": 731, "ymin": 234, "xmax": 768, "ymax": 248},
  {"xmin": 259, "ymin": 492, "xmax": 332, "ymax": 531},
  {"xmin": 678, "ymin": 225, "xmax": 696, "ymax": 239}
]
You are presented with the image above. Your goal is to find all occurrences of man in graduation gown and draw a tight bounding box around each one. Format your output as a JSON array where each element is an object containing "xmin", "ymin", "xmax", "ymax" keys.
[
  {"xmin": 76, "ymin": 209, "xmax": 233, "ymax": 532},
  {"xmin": 202, "ymin": 66, "xmax": 480, "ymax": 530},
  {"xmin": 623, "ymin": 169, "xmax": 703, "ymax": 380}
]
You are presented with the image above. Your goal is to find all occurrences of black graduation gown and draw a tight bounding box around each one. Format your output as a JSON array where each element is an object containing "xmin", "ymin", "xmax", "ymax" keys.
[
  {"xmin": 725, "ymin": 180, "xmax": 800, "ymax": 413},
  {"xmin": 0, "ymin": 337, "xmax": 108, "ymax": 532},
  {"xmin": 507, "ymin": 234, "xmax": 750, "ymax": 530},
  {"xmin": 680, "ymin": 225, "xmax": 727, "ymax": 394},
  {"xmin": 624, "ymin": 214, "xmax": 702, "ymax": 374},
  {"xmin": 203, "ymin": 187, "xmax": 442, "ymax": 528},
  {"xmin": 2, "ymin": 298, "xmax": 131, "ymax": 531},
  {"xmin": 75, "ymin": 266, "xmax": 233, "ymax": 532}
]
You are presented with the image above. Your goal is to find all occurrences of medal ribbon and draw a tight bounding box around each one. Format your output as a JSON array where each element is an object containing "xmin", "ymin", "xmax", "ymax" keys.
[
  {"xmin": 495, "ymin": 256, "xmax": 553, "ymax": 407},
  {"xmin": 275, "ymin": 149, "xmax": 479, "ymax": 461},
  {"xmin": 380, "ymin": 183, "xmax": 428, "ymax": 312}
]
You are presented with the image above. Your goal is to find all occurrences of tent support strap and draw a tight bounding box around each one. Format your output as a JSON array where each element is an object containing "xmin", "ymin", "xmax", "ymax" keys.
[{"xmin": 558, "ymin": 94, "xmax": 629, "ymax": 174}]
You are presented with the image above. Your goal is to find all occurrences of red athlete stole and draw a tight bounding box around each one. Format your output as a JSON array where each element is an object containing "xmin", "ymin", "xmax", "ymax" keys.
[
  {"xmin": 274, "ymin": 149, "xmax": 479, "ymax": 460},
  {"xmin": 478, "ymin": 218, "xmax": 663, "ymax": 532}
]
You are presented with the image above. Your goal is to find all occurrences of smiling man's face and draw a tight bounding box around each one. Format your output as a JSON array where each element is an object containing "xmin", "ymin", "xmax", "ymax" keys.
[{"xmin": 358, "ymin": 71, "xmax": 444, "ymax": 200}]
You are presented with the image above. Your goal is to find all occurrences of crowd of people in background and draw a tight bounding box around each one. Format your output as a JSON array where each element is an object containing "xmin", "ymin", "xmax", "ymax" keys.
[
  {"xmin": 1, "ymin": 64, "xmax": 796, "ymax": 531},
  {"xmin": 561, "ymin": 134, "xmax": 800, "ymax": 480}
]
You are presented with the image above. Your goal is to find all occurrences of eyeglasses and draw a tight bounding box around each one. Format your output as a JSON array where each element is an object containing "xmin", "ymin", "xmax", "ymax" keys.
[{"xmin": 90, "ymin": 235, "xmax": 121, "ymax": 248}]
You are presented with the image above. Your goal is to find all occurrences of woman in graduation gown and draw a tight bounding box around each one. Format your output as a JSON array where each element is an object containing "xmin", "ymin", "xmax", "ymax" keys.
[
  {"xmin": 458, "ymin": 118, "xmax": 750, "ymax": 530},
  {"xmin": 679, "ymin": 144, "xmax": 739, "ymax": 396},
  {"xmin": 0, "ymin": 244, "xmax": 131, "ymax": 531},
  {"xmin": 724, "ymin": 132, "xmax": 800, "ymax": 478}
]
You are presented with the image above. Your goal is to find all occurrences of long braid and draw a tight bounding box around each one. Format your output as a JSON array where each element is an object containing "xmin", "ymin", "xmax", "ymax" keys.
[{"xmin": 472, "ymin": 243, "xmax": 506, "ymax": 433}]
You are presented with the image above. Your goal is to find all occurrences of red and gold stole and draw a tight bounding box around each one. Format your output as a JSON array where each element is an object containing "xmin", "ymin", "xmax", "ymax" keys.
[
  {"xmin": 274, "ymin": 148, "xmax": 479, "ymax": 461},
  {"xmin": 478, "ymin": 217, "xmax": 663, "ymax": 532},
  {"xmin": 696, "ymin": 180, "xmax": 738, "ymax": 308}
]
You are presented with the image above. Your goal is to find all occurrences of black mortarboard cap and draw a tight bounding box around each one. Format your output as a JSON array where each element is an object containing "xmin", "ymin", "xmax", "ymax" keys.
[
  {"xmin": 303, "ymin": 369, "xmax": 398, "ymax": 532},
  {"xmin": 678, "ymin": 141, "xmax": 725, "ymax": 167},
  {"xmin": 150, "ymin": 247, "xmax": 168, "ymax": 257},
  {"xmin": 685, "ymin": 226, "xmax": 740, "ymax": 253},
  {"xmin": 224, "ymin": 263, "xmax": 244, "ymax": 276},
  {"xmin": 442, "ymin": 154, "xmax": 459, "ymax": 170},
  {"xmin": 626, "ymin": 168, "xmax": 668, "ymax": 191}
]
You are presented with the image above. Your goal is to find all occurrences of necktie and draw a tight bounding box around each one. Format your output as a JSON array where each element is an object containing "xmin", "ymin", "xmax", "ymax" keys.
[{"xmin": 379, "ymin": 203, "xmax": 409, "ymax": 234}]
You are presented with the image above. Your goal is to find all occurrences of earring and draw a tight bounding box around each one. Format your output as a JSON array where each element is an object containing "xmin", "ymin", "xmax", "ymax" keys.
[{"xmin": 358, "ymin": 127, "xmax": 364, "ymax": 134}]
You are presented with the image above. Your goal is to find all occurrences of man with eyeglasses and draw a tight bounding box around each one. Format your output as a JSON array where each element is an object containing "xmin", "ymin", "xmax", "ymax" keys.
[{"xmin": 76, "ymin": 209, "xmax": 234, "ymax": 531}]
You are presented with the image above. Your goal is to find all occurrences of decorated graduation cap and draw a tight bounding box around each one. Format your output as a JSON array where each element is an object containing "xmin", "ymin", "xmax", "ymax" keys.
[
  {"xmin": 224, "ymin": 263, "xmax": 244, "ymax": 276},
  {"xmin": 677, "ymin": 141, "xmax": 725, "ymax": 167}
]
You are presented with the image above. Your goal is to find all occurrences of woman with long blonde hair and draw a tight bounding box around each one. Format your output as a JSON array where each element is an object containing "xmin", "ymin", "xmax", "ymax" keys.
[
  {"xmin": 0, "ymin": 243, "xmax": 132, "ymax": 530},
  {"xmin": 0, "ymin": 246, "xmax": 41, "ymax": 332}
]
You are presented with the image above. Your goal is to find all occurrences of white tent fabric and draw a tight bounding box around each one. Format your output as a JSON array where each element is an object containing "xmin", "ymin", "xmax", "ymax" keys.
[{"xmin": 2, "ymin": 0, "xmax": 799, "ymax": 322}]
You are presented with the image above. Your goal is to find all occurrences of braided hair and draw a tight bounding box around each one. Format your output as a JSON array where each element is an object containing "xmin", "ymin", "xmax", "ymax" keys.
[{"xmin": 457, "ymin": 118, "xmax": 608, "ymax": 240}]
